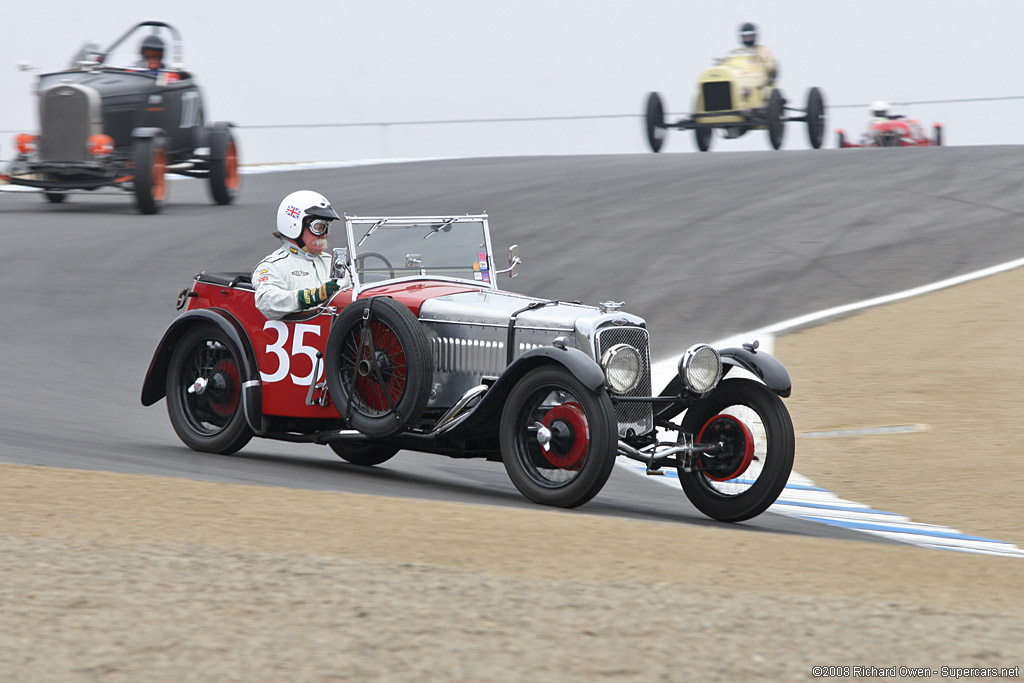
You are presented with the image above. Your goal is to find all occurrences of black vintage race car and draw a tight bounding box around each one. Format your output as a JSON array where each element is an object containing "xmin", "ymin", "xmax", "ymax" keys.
[{"xmin": 1, "ymin": 21, "xmax": 239, "ymax": 214}]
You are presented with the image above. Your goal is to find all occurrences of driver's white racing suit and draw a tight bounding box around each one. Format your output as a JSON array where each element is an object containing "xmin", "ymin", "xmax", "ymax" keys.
[{"xmin": 252, "ymin": 241, "xmax": 350, "ymax": 319}]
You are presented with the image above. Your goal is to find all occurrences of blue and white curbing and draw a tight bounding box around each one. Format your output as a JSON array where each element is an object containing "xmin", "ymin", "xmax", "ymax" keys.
[{"xmin": 625, "ymin": 259, "xmax": 1024, "ymax": 557}]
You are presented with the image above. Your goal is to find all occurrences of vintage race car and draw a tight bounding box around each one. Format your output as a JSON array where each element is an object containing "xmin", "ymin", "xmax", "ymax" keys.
[
  {"xmin": 837, "ymin": 116, "xmax": 942, "ymax": 148},
  {"xmin": 1, "ymin": 21, "xmax": 238, "ymax": 214},
  {"xmin": 644, "ymin": 48, "xmax": 825, "ymax": 152},
  {"xmin": 142, "ymin": 214, "xmax": 796, "ymax": 521}
]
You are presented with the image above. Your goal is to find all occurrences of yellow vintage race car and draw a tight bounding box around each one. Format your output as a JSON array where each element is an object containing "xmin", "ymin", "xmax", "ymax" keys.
[{"xmin": 645, "ymin": 48, "xmax": 825, "ymax": 152}]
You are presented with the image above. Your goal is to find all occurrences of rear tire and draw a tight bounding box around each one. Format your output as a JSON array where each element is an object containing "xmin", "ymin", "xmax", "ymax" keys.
[
  {"xmin": 44, "ymin": 191, "xmax": 67, "ymax": 204},
  {"xmin": 165, "ymin": 325, "xmax": 254, "ymax": 455},
  {"xmin": 805, "ymin": 87, "xmax": 825, "ymax": 149},
  {"xmin": 644, "ymin": 92, "xmax": 666, "ymax": 153},
  {"xmin": 208, "ymin": 123, "xmax": 240, "ymax": 205},
  {"xmin": 767, "ymin": 89, "xmax": 785, "ymax": 150},
  {"xmin": 837, "ymin": 130, "xmax": 846, "ymax": 148},
  {"xmin": 133, "ymin": 135, "xmax": 168, "ymax": 215},
  {"xmin": 933, "ymin": 125, "xmax": 943, "ymax": 146}
]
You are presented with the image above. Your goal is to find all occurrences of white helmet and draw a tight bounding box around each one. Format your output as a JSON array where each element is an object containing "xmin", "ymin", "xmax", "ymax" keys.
[
  {"xmin": 871, "ymin": 101, "xmax": 889, "ymax": 118},
  {"xmin": 276, "ymin": 190, "xmax": 339, "ymax": 240}
]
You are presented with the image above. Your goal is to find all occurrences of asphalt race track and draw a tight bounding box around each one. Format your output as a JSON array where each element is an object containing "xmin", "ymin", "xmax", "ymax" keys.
[{"xmin": 3, "ymin": 146, "xmax": 1023, "ymax": 543}]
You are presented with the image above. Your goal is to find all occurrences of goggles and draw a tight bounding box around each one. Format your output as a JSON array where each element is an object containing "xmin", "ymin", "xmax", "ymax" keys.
[{"xmin": 307, "ymin": 218, "xmax": 331, "ymax": 236}]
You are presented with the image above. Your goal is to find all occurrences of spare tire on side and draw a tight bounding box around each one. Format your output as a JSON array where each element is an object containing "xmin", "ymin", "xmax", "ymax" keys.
[{"xmin": 324, "ymin": 296, "xmax": 432, "ymax": 438}]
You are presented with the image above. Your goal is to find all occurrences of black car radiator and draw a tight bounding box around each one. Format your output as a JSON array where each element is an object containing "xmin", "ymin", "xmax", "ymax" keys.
[
  {"xmin": 595, "ymin": 326, "xmax": 654, "ymax": 438},
  {"xmin": 702, "ymin": 82, "xmax": 733, "ymax": 112},
  {"xmin": 39, "ymin": 83, "xmax": 99, "ymax": 163}
]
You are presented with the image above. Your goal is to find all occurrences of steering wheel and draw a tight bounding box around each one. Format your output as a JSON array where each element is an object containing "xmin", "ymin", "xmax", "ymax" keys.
[{"xmin": 356, "ymin": 252, "xmax": 396, "ymax": 283}]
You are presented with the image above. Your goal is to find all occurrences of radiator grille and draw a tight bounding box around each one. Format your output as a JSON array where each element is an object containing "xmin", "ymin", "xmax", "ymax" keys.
[
  {"xmin": 596, "ymin": 326, "xmax": 654, "ymax": 437},
  {"xmin": 39, "ymin": 85, "xmax": 95, "ymax": 162},
  {"xmin": 702, "ymin": 81, "xmax": 733, "ymax": 112}
]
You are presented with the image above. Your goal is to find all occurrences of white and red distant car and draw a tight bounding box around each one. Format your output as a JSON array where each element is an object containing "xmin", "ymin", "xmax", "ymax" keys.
[{"xmin": 837, "ymin": 102, "xmax": 942, "ymax": 148}]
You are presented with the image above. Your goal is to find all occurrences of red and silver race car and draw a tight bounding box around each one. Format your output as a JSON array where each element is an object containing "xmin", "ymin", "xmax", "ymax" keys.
[
  {"xmin": 837, "ymin": 101, "xmax": 942, "ymax": 148},
  {"xmin": 141, "ymin": 214, "xmax": 796, "ymax": 521}
]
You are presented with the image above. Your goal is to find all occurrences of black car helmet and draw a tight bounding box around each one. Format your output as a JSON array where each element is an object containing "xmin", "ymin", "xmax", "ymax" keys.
[
  {"xmin": 141, "ymin": 34, "xmax": 165, "ymax": 62},
  {"xmin": 740, "ymin": 22, "xmax": 757, "ymax": 47}
]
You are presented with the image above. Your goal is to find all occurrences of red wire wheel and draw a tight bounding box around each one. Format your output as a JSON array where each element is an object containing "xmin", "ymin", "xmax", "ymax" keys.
[
  {"xmin": 698, "ymin": 413, "xmax": 754, "ymax": 481},
  {"xmin": 540, "ymin": 402, "xmax": 589, "ymax": 469},
  {"xmin": 351, "ymin": 321, "xmax": 408, "ymax": 413},
  {"xmin": 324, "ymin": 297, "xmax": 432, "ymax": 438}
]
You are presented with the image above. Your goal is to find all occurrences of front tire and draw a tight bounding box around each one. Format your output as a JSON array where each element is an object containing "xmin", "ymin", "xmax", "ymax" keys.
[
  {"xmin": 165, "ymin": 325, "xmax": 254, "ymax": 455},
  {"xmin": 805, "ymin": 87, "xmax": 825, "ymax": 149},
  {"xmin": 499, "ymin": 366, "xmax": 617, "ymax": 508},
  {"xmin": 133, "ymin": 135, "xmax": 168, "ymax": 215},
  {"xmin": 766, "ymin": 88, "xmax": 785, "ymax": 150},
  {"xmin": 678, "ymin": 378, "xmax": 794, "ymax": 522},
  {"xmin": 44, "ymin": 191, "xmax": 67, "ymax": 204},
  {"xmin": 645, "ymin": 92, "xmax": 666, "ymax": 153},
  {"xmin": 933, "ymin": 125, "xmax": 943, "ymax": 146},
  {"xmin": 324, "ymin": 297, "xmax": 432, "ymax": 438},
  {"xmin": 208, "ymin": 123, "xmax": 240, "ymax": 205}
]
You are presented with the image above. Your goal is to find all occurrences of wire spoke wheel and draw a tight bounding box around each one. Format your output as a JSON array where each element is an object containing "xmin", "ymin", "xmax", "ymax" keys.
[
  {"xmin": 500, "ymin": 366, "xmax": 617, "ymax": 508},
  {"xmin": 165, "ymin": 325, "xmax": 253, "ymax": 454},
  {"xmin": 325, "ymin": 297, "xmax": 431, "ymax": 438},
  {"xmin": 679, "ymin": 378, "xmax": 794, "ymax": 521}
]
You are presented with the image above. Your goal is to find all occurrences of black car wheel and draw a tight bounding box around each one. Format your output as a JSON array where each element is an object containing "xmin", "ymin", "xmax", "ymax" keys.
[
  {"xmin": 933, "ymin": 124, "xmax": 943, "ymax": 146},
  {"xmin": 805, "ymin": 87, "xmax": 825, "ymax": 149},
  {"xmin": 44, "ymin": 192, "xmax": 67, "ymax": 204},
  {"xmin": 166, "ymin": 325, "xmax": 254, "ymax": 455},
  {"xmin": 837, "ymin": 130, "xmax": 847, "ymax": 149},
  {"xmin": 324, "ymin": 297, "xmax": 432, "ymax": 438},
  {"xmin": 695, "ymin": 127, "xmax": 713, "ymax": 152},
  {"xmin": 329, "ymin": 442, "xmax": 399, "ymax": 466},
  {"xmin": 644, "ymin": 92, "xmax": 666, "ymax": 153},
  {"xmin": 678, "ymin": 378, "xmax": 794, "ymax": 522},
  {"xmin": 767, "ymin": 89, "xmax": 785, "ymax": 150},
  {"xmin": 133, "ymin": 135, "xmax": 168, "ymax": 214},
  {"xmin": 499, "ymin": 366, "xmax": 617, "ymax": 508},
  {"xmin": 208, "ymin": 124, "xmax": 240, "ymax": 206}
]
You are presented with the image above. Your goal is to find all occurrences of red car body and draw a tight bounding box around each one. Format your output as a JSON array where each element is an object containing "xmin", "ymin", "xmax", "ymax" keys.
[{"xmin": 837, "ymin": 116, "xmax": 942, "ymax": 148}]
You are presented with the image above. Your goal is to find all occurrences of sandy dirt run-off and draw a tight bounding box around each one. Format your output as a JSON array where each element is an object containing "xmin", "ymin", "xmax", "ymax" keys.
[{"xmin": 3, "ymin": 268, "xmax": 1024, "ymax": 681}]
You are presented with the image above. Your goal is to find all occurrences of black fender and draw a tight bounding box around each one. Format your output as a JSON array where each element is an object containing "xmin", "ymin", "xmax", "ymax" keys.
[
  {"xmin": 444, "ymin": 345, "xmax": 606, "ymax": 436},
  {"xmin": 719, "ymin": 346, "xmax": 791, "ymax": 398},
  {"xmin": 131, "ymin": 127, "xmax": 166, "ymax": 140},
  {"xmin": 140, "ymin": 308, "xmax": 266, "ymax": 434}
]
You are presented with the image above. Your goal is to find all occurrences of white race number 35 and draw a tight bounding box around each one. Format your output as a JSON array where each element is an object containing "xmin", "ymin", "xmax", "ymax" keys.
[{"xmin": 259, "ymin": 321, "xmax": 323, "ymax": 385}]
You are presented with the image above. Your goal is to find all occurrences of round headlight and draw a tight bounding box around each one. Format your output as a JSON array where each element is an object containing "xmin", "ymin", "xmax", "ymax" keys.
[
  {"xmin": 600, "ymin": 343, "xmax": 642, "ymax": 394},
  {"xmin": 679, "ymin": 344, "xmax": 722, "ymax": 395}
]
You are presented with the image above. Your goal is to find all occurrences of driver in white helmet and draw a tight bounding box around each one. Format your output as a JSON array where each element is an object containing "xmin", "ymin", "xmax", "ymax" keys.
[
  {"xmin": 253, "ymin": 190, "xmax": 351, "ymax": 319},
  {"xmin": 738, "ymin": 22, "xmax": 778, "ymax": 87}
]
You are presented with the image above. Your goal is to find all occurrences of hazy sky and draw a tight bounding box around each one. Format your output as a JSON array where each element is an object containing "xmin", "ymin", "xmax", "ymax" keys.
[{"xmin": 2, "ymin": 0, "xmax": 1023, "ymax": 162}]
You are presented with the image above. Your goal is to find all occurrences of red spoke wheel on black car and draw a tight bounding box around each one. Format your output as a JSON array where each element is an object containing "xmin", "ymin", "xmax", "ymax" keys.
[
  {"xmin": 324, "ymin": 297, "xmax": 432, "ymax": 438},
  {"xmin": 678, "ymin": 378, "xmax": 794, "ymax": 522},
  {"xmin": 165, "ymin": 325, "xmax": 253, "ymax": 455},
  {"xmin": 208, "ymin": 123, "xmax": 240, "ymax": 206},
  {"xmin": 132, "ymin": 135, "xmax": 168, "ymax": 214},
  {"xmin": 499, "ymin": 366, "xmax": 617, "ymax": 508}
]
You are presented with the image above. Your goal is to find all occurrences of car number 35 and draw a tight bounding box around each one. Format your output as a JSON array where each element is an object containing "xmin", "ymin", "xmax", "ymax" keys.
[{"xmin": 259, "ymin": 321, "xmax": 324, "ymax": 385}]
